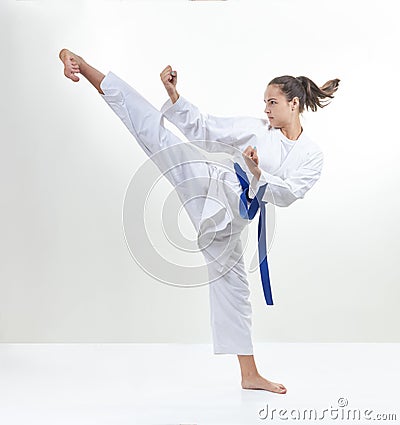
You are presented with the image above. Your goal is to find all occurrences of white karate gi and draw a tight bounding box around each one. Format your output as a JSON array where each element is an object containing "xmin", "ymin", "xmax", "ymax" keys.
[{"xmin": 99, "ymin": 71, "xmax": 323, "ymax": 355}]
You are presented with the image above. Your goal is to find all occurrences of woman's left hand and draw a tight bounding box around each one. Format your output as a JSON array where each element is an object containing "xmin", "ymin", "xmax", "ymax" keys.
[{"xmin": 242, "ymin": 146, "xmax": 261, "ymax": 180}]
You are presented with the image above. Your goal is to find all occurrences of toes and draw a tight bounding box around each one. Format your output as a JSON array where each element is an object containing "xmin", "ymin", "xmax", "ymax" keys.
[
  {"xmin": 65, "ymin": 70, "xmax": 79, "ymax": 82},
  {"xmin": 275, "ymin": 383, "xmax": 286, "ymax": 393}
]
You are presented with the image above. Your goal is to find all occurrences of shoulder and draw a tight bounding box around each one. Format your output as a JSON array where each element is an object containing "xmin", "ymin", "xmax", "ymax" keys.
[
  {"xmin": 300, "ymin": 131, "xmax": 324, "ymax": 158},
  {"xmin": 232, "ymin": 116, "xmax": 269, "ymax": 130}
]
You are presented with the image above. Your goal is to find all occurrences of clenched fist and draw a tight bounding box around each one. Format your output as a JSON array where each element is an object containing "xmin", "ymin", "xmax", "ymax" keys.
[
  {"xmin": 160, "ymin": 65, "xmax": 179, "ymax": 104},
  {"xmin": 242, "ymin": 146, "xmax": 261, "ymax": 180}
]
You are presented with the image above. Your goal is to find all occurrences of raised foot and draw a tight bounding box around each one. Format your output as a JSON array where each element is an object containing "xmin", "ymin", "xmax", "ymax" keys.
[
  {"xmin": 59, "ymin": 48, "xmax": 84, "ymax": 82},
  {"xmin": 241, "ymin": 374, "xmax": 287, "ymax": 394}
]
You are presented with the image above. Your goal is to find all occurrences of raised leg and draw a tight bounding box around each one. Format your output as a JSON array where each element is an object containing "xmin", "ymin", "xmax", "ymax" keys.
[
  {"xmin": 59, "ymin": 49, "xmax": 212, "ymax": 232},
  {"xmin": 99, "ymin": 71, "xmax": 214, "ymax": 233}
]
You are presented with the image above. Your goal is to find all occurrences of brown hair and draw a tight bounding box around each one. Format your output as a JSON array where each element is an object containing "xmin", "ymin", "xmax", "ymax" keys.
[{"xmin": 268, "ymin": 75, "xmax": 340, "ymax": 113}]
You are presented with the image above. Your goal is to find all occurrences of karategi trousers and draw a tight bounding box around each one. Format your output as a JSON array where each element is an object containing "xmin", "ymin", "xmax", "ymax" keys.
[{"xmin": 100, "ymin": 72, "xmax": 254, "ymax": 355}]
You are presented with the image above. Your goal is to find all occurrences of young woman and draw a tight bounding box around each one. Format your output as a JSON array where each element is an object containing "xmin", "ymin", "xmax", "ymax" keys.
[{"xmin": 59, "ymin": 48, "xmax": 339, "ymax": 394}]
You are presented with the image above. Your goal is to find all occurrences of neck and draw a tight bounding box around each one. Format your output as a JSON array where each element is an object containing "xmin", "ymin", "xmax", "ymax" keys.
[{"xmin": 280, "ymin": 120, "xmax": 303, "ymax": 141}]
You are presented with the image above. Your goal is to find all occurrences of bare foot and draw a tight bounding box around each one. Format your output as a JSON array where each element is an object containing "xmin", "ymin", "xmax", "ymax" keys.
[
  {"xmin": 241, "ymin": 374, "xmax": 287, "ymax": 394},
  {"xmin": 59, "ymin": 48, "xmax": 84, "ymax": 82}
]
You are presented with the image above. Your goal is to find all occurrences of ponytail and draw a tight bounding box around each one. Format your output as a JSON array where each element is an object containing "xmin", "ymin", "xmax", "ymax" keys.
[
  {"xmin": 297, "ymin": 76, "xmax": 340, "ymax": 112},
  {"xmin": 268, "ymin": 75, "xmax": 340, "ymax": 113}
]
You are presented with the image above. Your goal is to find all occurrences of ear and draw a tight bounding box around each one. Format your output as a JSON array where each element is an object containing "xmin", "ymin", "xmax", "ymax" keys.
[{"xmin": 291, "ymin": 96, "xmax": 300, "ymax": 111}]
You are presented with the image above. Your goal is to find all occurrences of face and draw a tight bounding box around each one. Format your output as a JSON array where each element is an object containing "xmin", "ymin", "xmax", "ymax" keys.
[{"xmin": 264, "ymin": 84, "xmax": 298, "ymax": 128}]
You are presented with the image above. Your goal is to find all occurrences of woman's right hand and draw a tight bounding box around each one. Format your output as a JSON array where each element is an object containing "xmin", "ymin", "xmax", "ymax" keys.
[
  {"xmin": 242, "ymin": 146, "xmax": 261, "ymax": 180},
  {"xmin": 160, "ymin": 65, "xmax": 179, "ymax": 104}
]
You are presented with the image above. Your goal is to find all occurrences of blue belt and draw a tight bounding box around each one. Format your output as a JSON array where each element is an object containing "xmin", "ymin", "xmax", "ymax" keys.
[{"xmin": 234, "ymin": 162, "xmax": 273, "ymax": 306}]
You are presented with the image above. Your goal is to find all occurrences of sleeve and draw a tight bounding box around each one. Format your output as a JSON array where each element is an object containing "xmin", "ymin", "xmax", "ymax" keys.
[
  {"xmin": 160, "ymin": 95, "xmax": 266, "ymax": 154},
  {"xmin": 248, "ymin": 151, "xmax": 324, "ymax": 207}
]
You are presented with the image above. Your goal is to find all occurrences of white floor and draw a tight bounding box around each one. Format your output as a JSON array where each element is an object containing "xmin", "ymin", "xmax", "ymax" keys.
[{"xmin": 0, "ymin": 343, "xmax": 398, "ymax": 425}]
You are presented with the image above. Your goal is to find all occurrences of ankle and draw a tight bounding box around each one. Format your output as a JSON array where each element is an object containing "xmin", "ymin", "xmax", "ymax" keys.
[{"xmin": 241, "ymin": 371, "xmax": 260, "ymax": 380}]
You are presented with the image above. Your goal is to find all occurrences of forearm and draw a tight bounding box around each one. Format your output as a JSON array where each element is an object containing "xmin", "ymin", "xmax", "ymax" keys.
[
  {"xmin": 251, "ymin": 167, "xmax": 261, "ymax": 181},
  {"xmin": 168, "ymin": 88, "xmax": 180, "ymax": 104},
  {"xmin": 248, "ymin": 172, "xmax": 298, "ymax": 207},
  {"xmin": 248, "ymin": 164, "xmax": 323, "ymax": 207},
  {"xmin": 161, "ymin": 95, "xmax": 254, "ymax": 148}
]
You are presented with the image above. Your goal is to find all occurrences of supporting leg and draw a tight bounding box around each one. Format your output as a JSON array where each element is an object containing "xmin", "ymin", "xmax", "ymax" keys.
[
  {"xmin": 206, "ymin": 251, "xmax": 254, "ymax": 356},
  {"xmin": 205, "ymin": 238, "xmax": 287, "ymax": 394},
  {"xmin": 238, "ymin": 355, "xmax": 287, "ymax": 393}
]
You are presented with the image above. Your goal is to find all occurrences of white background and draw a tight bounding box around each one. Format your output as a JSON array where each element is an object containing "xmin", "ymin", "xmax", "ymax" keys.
[{"xmin": 1, "ymin": 0, "xmax": 399, "ymax": 342}]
